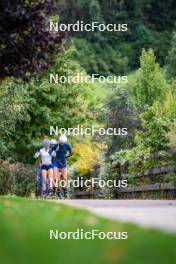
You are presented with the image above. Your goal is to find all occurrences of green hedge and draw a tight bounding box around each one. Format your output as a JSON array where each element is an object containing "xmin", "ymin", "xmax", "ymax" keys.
[{"xmin": 0, "ymin": 160, "xmax": 34, "ymax": 197}]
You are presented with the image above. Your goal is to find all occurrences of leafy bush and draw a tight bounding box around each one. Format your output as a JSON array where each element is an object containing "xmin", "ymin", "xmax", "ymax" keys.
[
  {"xmin": 0, "ymin": 160, "xmax": 34, "ymax": 196},
  {"xmin": 165, "ymin": 32, "xmax": 176, "ymax": 80},
  {"xmin": 71, "ymin": 143, "xmax": 101, "ymax": 177},
  {"xmin": 1, "ymin": 47, "xmax": 100, "ymax": 163},
  {"xmin": 131, "ymin": 49, "xmax": 166, "ymax": 108}
]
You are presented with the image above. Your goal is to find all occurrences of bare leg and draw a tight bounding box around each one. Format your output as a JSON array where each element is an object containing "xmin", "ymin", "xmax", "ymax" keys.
[
  {"xmin": 53, "ymin": 167, "xmax": 60, "ymax": 194},
  {"xmin": 41, "ymin": 169, "xmax": 47, "ymax": 195},
  {"xmin": 61, "ymin": 167, "xmax": 68, "ymax": 188},
  {"xmin": 48, "ymin": 168, "xmax": 54, "ymax": 191}
]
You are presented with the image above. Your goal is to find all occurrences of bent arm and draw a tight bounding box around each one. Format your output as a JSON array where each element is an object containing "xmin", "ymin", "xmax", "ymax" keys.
[
  {"xmin": 66, "ymin": 145, "xmax": 73, "ymax": 158},
  {"xmin": 34, "ymin": 151, "xmax": 40, "ymax": 159},
  {"xmin": 49, "ymin": 144, "xmax": 57, "ymax": 157}
]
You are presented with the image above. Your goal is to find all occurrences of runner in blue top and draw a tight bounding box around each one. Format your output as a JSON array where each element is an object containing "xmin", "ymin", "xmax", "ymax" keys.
[{"xmin": 51, "ymin": 135, "xmax": 73, "ymax": 198}]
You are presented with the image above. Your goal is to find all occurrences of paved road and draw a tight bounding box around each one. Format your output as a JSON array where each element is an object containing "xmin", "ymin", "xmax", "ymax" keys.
[{"xmin": 54, "ymin": 199, "xmax": 176, "ymax": 233}]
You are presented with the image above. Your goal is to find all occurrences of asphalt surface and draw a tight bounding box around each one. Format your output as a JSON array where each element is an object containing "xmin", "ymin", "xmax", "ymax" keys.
[{"xmin": 54, "ymin": 199, "xmax": 176, "ymax": 233}]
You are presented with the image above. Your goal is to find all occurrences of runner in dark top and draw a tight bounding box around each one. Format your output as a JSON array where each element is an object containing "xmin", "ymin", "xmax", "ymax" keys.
[{"xmin": 51, "ymin": 135, "xmax": 73, "ymax": 198}]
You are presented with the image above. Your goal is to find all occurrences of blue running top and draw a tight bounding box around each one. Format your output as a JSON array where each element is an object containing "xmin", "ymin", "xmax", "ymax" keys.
[{"xmin": 50, "ymin": 143, "xmax": 73, "ymax": 166}]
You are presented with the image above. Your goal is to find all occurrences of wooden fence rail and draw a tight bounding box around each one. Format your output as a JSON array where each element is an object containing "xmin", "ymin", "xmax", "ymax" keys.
[
  {"xmin": 122, "ymin": 165, "xmax": 176, "ymax": 178},
  {"xmin": 74, "ymin": 148, "xmax": 176, "ymax": 199},
  {"xmin": 74, "ymin": 182, "xmax": 176, "ymax": 198},
  {"xmin": 118, "ymin": 183, "xmax": 176, "ymax": 193}
]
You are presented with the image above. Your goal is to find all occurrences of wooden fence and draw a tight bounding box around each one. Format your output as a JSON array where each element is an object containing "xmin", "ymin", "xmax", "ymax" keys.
[{"xmin": 74, "ymin": 148, "xmax": 176, "ymax": 199}]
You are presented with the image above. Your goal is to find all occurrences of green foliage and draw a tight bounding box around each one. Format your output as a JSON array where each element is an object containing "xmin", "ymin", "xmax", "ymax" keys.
[
  {"xmin": 73, "ymin": 38, "xmax": 129, "ymax": 75},
  {"xmin": 165, "ymin": 32, "xmax": 176, "ymax": 79},
  {"xmin": 131, "ymin": 49, "xmax": 166, "ymax": 108},
  {"xmin": 58, "ymin": 0, "xmax": 176, "ymax": 74},
  {"xmin": 1, "ymin": 196, "xmax": 176, "ymax": 264},
  {"xmin": 135, "ymin": 107, "xmax": 170, "ymax": 151},
  {"xmin": 0, "ymin": 42, "xmax": 105, "ymax": 165},
  {"xmin": 10, "ymin": 47, "xmax": 98, "ymax": 163},
  {"xmin": 1, "ymin": 0, "xmax": 176, "ymax": 199},
  {"xmin": 157, "ymin": 80, "xmax": 176, "ymax": 120},
  {"xmin": 98, "ymin": 46, "xmax": 176, "ymax": 195},
  {"xmin": 0, "ymin": 160, "xmax": 34, "ymax": 196},
  {"xmin": 103, "ymin": 85, "xmax": 139, "ymax": 156},
  {"xmin": 0, "ymin": 79, "xmax": 26, "ymax": 157},
  {"xmin": 88, "ymin": 0, "xmax": 102, "ymax": 22},
  {"xmin": 107, "ymin": 106, "xmax": 171, "ymax": 178}
]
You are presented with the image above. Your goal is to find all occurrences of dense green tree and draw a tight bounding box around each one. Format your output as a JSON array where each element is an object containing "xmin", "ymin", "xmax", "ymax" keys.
[
  {"xmin": 0, "ymin": 79, "xmax": 26, "ymax": 157},
  {"xmin": 131, "ymin": 49, "xmax": 166, "ymax": 108},
  {"xmin": 135, "ymin": 107, "xmax": 170, "ymax": 151},
  {"xmin": 165, "ymin": 32, "xmax": 176, "ymax": 80},
  {"xmin": 101, "ymin": 86, "xmax": 140, "ymax": 158},
  {"xmin": 142, "ymin": 0, "xmax": 176, "ymax": 31},
  {"xmin": 7, "ymin": 47, "xmax": 98, "ymax": 163},
  {"xmin": 57, "ymin": 0, "xmax": 176, "ymax": 74}
]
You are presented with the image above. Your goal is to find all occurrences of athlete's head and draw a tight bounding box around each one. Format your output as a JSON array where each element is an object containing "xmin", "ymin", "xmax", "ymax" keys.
[
  {"xmin": 43, "ymin": 139, "xmax": 50, "ymax": 148},
  {"xmin": 59, "ymin": 134, "xmax": 67, "ymax": 144}
]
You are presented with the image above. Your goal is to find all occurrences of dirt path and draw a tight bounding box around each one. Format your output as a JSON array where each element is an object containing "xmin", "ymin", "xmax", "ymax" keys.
[{"xmin": 53, "ymin": 199, "xmax": 176, "ymax": 233}]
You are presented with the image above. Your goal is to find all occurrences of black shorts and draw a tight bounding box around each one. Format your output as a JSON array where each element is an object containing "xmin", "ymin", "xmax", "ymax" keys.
[{"xmin": 41, "ymin": 164, "xmax": 53, "ymax": 171}]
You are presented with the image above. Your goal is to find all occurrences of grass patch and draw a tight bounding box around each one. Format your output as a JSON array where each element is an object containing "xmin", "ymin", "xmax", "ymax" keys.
[{"xmin": 0, "ymin": 196, "xmax": 175, "ymax": 264}]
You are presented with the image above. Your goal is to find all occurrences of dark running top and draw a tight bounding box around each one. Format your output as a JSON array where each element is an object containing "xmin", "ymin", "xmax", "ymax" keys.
[{"xmin": 50, "ymin": 143, "xmax": 73, "ymax": 166}]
